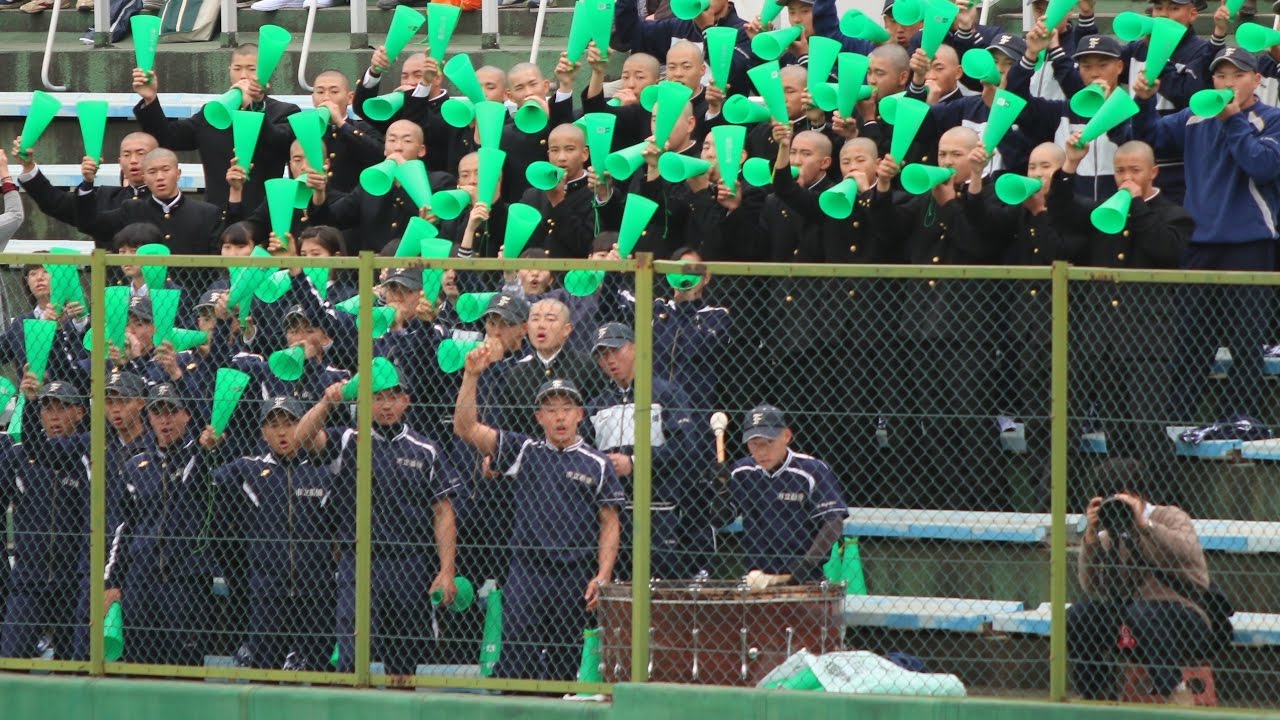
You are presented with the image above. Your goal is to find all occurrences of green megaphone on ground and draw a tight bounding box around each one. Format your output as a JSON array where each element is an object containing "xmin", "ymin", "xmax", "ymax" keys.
[
  {"xmin": 752, "ymin": 26, "xmax": 802, "ymax": 62},
  {"xmin": 1091, "ymin": 189, "xmax": 1132, "ymax": 234},
  {"xmin": 658, "ymin": 153, "xmax": 711, "ymax": 182},
  {"xmin": 840, "ymin": 9, "xmax": 890, "ymax": 43},
  {"xmin": 961, "ymin": 48, "xmax": 1001, "ymax": 85},
  {"xmin": 1075, "ymin": 88, "xmax": 1138, "ymax": 147},
  {"xmin": 994, "ymin": 173, "xmax": 1043, "ymax": 205},
  {"xmin": 819, "ymin": 178, "xmax": 859, "ymax": 219},
  {"xmin": 900, "ymin": 163, "xmax": 956, "ymax": 194},
  {"xmin": 1069, "ymin": 83, "xmax": 1106, "ymax": 118},
  {"xmin": 1190, "ymin": 87, "xmax": 1235, "ymax": 117},
  {"xmin": 1238, "ymin": 22, "xmax": 1280, "ymax": 52}
]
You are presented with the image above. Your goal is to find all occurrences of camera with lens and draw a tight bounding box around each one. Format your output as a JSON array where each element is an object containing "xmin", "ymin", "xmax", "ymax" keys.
[{"xmin": 1098, "ymin": 496, "xmax": 1135, "ymax": 538}]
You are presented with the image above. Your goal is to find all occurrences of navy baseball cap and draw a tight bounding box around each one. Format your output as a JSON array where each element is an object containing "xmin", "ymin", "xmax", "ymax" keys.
[
  {"xmin": 146, "ymin": 382, "xmax": 186, "ymax": 412},
  {"xmin": 128, "ymin": 295, "xmax": 153, "ymax": 322},
  {"xmin": 283, "ymin": 303, "xmax": 315, "ymax": 327},
  {"xmin": 988, "ymin": 33, "xmax": 1029, "ymax": 61},
  {"xmin": 1211, "ymin": 47, "xmax": 1260, "ymax": 73},
  {"xmin": 882, "ymin": 0, "xmax": 896, "ymax": 14},
  {"xmin": 382, "ymin": 269, "xmax": 423, "ymax": 292},
  {"xmin": 38, "ymin": 381, "xmax": 85, "ymax": 406},
  {"xmin": 484, "ymin": 293, "xmax": 530, "ymax": 325},
  {"xmin": 535, "ymin": 378, "xmax": 584, "ymax": 405},
  {"xmin": 1072, "ymin": 35, "xmax": 1123, "ymax": 60},
  {"xmin": 742, "ymin": 405, "xmax": 788, "ymax": 443},
  {"xmin": 261, "ymin": 396, "xmax": 308, "ymax": 422},
  {"xmin": 592, "ymin": 322, "xmax": 635, "ymax": 352},
  {"xmin": 194, "ymin": 290, "xmax": 222, "ymax": 312},
  {"xmin": 105, "ymin": 371, "xmax": 147, "ymax": 398}
]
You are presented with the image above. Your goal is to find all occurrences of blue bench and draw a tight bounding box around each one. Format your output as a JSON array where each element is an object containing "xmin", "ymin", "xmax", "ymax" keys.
[
  {"xmin": 844, "ymin": 595, "xmax": 1025, "ymax": 634},
  {"xmin": 992, "ymin": 602, "xmax": 1280, "ymax": 646},
  {"xmin": 35, "ymin": 163, "xmax": 206, "ymax": 191},
  {"xmin": 0, "ymin": 92, "xmax": 315, "ymax": 120}
]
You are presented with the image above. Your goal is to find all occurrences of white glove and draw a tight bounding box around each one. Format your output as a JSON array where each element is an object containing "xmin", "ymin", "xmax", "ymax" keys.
[{"xmin": 744, "ymin": 570, "xmax": 791, "ymax": 591}]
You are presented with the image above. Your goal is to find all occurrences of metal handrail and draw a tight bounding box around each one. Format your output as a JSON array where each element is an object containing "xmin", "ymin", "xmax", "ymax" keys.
[
  {"xmin": 297, "ymin": 0, "xmax": 320, "ymax": 92},
  {"xmin": 482, "ymin": 0, "xmax": 499, "ymax": 48},
  {"xmin": 221, "ymin": 0, "xmax": 239, "ymax": 45},
  {"xmin": 41, "ymin": 0, "xmax": 67, "ymax": 91}
]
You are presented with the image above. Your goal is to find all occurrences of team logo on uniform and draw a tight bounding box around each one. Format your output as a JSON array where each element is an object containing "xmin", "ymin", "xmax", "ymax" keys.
[{"xmin": 998, "ymin": 35, "xmax": 1012, "ymax": 45}]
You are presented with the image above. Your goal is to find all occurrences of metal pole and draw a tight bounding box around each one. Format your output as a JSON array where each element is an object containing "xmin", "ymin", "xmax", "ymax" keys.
[
  {"xmin": 481, "ymin": 0, "xmax": 499, "ymax": 50},
  {"xmin": 354, "ymin": 251, "xmax": 374, "ymax": 687},
  {"xmin": 630, "ymin": 254, "xmax": 653, "ymax": 683},
  {"xmin": 221, "ymin": 0, "xmax": 239, "ymax": 47},
  {"xmin": 350, "ymin": 0, "xmax": 369, "ymax": 51},
  {"xmin": 88, "ymin": 250, "xmax": 107, "ymax": 675},
  {"xmin": 1049, "ymin": 260, "xmax": 1069, "ymax": 702},
  {"xmin": 297, "ymin": 0, "xmax": 319, "ymax": 92},
  {"xmin": 92, "ymin": 0, "xmax": 111, "ymax": 49},
  {"xmin": 42, "ymin": 0, "xmax": 68, "ymax": 90},
  {"xmin": 530, "ymin": 0, "xmax": 551, "ymax": 63}
]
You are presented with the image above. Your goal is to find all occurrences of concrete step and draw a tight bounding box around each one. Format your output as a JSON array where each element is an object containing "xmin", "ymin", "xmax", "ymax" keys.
[{"xmin": 0, "ymin": 5, "xmax": 575, "ymax": 36}]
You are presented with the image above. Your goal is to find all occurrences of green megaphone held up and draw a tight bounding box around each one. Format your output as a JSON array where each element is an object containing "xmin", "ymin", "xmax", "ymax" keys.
[
  {"xmin": 1112, "ymin": 11, "xmax": 1152, "ymax": 42},
  {"xmin": 1069, "ymin": 83, "xmax": 1107, "ymax": 118},
  {"xmin": 961, "ymin": 48, "xmax": 1002, "ymax": 85},
  {"xmin": 1143, "ymin": 17, "xmax": 1187, "ymax": 83},
  {"xmin": 751, "ymin": 26, "xmax": 802, "ymax": 62},
  {"xmin": 256, "ymin": 25, "xmax": 292, "ymax": 87},
  {"xmin": 1091, "ymin": 189, "xmax": 1132, "ymax": 234},
  {"xmin": 1238, "ymin": 22, "xmax": 1280, "ymax": 52},
  {"xmin": 19, "ymin": 91, "xmax": 63, "ymax": 154},
  {"xmin": 605, "ymin": 142, "xmax": 649, "ymax": 181},
  {"xmin": 819, "ymin": 178, "xmax": 859, "ymax": 219},
  {"xmin": 361, "ymin": 157, "xmax": 400, "ymax": 196},
  {"xmin": 364, "ymin": 92, "xmax": 406, "ymax": 122},
  {"xmin": 658, "ymin": 153, "xmax": 711, "ymax": 183},
  {"xmin": 1075, "ymin": 89, "xmax": 1139, "ymax": 147},
  {"xmin": 514, "ymin": 98, "xmax": 548, "ymax": 134},
  {"xmin": 919, "ymin": 0, "xmax": 959, "ymax": 58},
  {"xmin": 723, "ymin": 95, "xmax": 772, "ymax": 125},
  {"xmin": 671, "ymin": 0, "xmax": 709, "ymax": 20},
  {"xmin": 705, "ymin": 26, "xmax": 739, "ymax": 91},
  {"xmin": 1190, "ymin": 87, "xmax": 1235, "ymax": 118},
  {"xmin": 840, "ymin": 9, "xmax": 890, "ymax": 43}
]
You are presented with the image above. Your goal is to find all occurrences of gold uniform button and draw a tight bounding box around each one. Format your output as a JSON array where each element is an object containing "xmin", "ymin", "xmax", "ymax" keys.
[
  {"xmin": 852, "ymin": 221, "xmax": 860, "ymax": 229},
  {"xmin": 164, "ymin": 234, "xmax": 171, "ymax": 241},
  {"xmin": 1111, "ymin": 299, "xmax": 1120, "ymax": 308},
  {"xmin": 1122, "ymin": 230, "xmax": 1130, "ymax": 238},
  {"xmin": 849, "ymin": 245, "xmax": 857, "ymax": 253},
  {"xmin": 847, "ymin": 289, "xmax": 856, "ymax": 298},
  {"xmin": 545, "ymin": 368, "xmax": 552, "ymax": 377},
  {"xmin": 1117, "ymin": 252, "xmax": 1125, "ymax": 261},
  {"xmin": 932, "ymin": 256, "xmax": 940, "ymax": 263},
  {"xmin": 163, "ymin": 213, "xmax": 171, "ymax": 220},
  {"xmin": 1029, "ymin": 228, "xmax": 1037, "ymax": 237},
  {"xmin": 927, "ymin": 279, "xmax": 937, "ymax": 287},
  {"xmin": 390, "ymin": 222, "xmax": 398, "ymax": 229},
  {"xmin": 1030, "ymin": 288, "xmax": 1037, "ymax": 297},
  {"xmin": 329, "ymin": 152, "xmax": 337, "ymax": 159},
  {"xmin": 539, "ymin": 139, "xmax": 547, "ymax": 145},
  {"xmin": 784, "ymin": 295, "xmax": 793, "ymax": 303}
]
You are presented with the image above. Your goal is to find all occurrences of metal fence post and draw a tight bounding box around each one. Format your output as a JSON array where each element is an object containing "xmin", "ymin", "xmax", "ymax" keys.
[
  {"xmin": 89, "ymin": 250, "xmax": 107, "ymax": 675},
  {"xmin": 630, "ymin": 254, "xmax": 653, "ymax": 683},
  {"xmin": 354, "ymin": 251, "xmax": 375, "ymax": 688},
  {"xmin": 481, "ymin": 0, "xmax": 499, "ymax": 49},
  {"xmin": 1049, "ymin": 260, "xmax": 1069, "ymax": 702},
  {"xmin": 351, "ymin": 0, "xmax": 369, "ymax": 50}
]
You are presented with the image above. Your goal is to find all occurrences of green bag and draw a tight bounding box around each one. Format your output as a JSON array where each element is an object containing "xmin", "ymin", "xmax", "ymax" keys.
[{"xmin": 822, "ymin": 537, "xmax": 868, "ymax": 595}]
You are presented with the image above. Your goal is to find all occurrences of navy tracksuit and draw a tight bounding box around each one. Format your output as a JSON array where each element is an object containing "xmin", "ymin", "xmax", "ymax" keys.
[
  {"xmin": 0, "ymin": 413, "xmax": 92, "ymax": 660},
  {"xmin": 585, "ymin": 377, "xmax": 711, "ymax": 579},
  {"xmin": 489, "ymin": 431, "xmax": 624, "ymax": 681},
  {"xmin": 113, "ymin": 433, "xmax": 222, "ymax": 665},
  {"xmin": 325, "ymin": 424, "xmax": 460, "ymax": 675},
  {"xmin": 212, "ymin": 450, "xmax": 336, "ymax": 670}
]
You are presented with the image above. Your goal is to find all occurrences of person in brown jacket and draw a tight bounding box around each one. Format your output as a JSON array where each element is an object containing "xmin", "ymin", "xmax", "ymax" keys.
[{"xmin": 1069, "ymin": 458, "xmax": 1214, "ymax": 704}]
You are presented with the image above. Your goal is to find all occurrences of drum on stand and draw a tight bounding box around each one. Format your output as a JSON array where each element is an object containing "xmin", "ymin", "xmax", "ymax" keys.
[{"xmin": 597, "ymin": 580, "xmax": 845, "ymax": 686}]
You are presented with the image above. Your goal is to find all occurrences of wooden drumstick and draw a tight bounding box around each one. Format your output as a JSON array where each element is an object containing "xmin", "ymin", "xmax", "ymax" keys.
[{"xmin": 710, "ymin": 412, "xmax": 729, "ymax": 464}]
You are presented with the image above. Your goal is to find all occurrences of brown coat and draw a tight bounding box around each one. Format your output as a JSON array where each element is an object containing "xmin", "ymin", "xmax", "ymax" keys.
[{"xmin": 1079, "ymin": 504, "xmax": 1210, "ymax": 625}]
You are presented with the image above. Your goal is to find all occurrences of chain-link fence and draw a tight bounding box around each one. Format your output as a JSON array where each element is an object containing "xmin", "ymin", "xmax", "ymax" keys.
[{"xmin": 3, "ymin": 253, "xmax": 1280, "ymax": 708}]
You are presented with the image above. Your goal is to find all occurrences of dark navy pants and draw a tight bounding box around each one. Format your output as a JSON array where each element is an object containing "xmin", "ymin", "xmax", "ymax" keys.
[
  {"xmin": 244, "ymin": 583, "xmax": 333, "ymax": 670},
  {"xmin": 335, "ymin": 552, "xmax": 436, "ymax": 675},
  {"xmin": 1, "ymin": 583, "xmax": 88, "ymax": 660},
  {"xmin": 492, "ymin": 559, "xmax": 593, "ymax": 681},
  {"xmin": 1068, "ymin": 599, "xmax": 1212, "ymax": 699},
  {"xmin": 124, "ymin": 573, "xmax": 207, "ymax": 666}
]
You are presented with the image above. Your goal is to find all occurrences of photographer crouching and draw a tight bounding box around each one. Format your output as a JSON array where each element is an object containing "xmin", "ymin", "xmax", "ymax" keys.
[{"xmin": 1070, "ymin": 459, "xmax": 1230, "ymax": 704}]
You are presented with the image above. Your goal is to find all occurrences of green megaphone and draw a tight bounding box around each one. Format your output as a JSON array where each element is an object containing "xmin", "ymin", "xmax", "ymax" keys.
[
  {"xmin": 19, "ymin": 91, "xmax": 63, "ymax": 155},
  {"xmin": 705, "ymin": 26, "xmax": 739, "ymax": 91},
  {"xmin": 671, "ymin": 0, "xmax": 709, "ymax": 20},
  {"xmin": 135, "ymin": 243, "xmax": 170, "ymax": 290},
  {"xmin": 396, "ymin": 159, "xmax": 433, "ymax": 208},
  {"xmin": 24, "ymin": 318, "xmax": 58, "ymax": 382},
  {"xmin": 568, "ymin": 0, "xmax": 616, "ymax": 63},
  {"xmin": 104, "ymin": 602, "xmax": 124, "ymax": 662},
  {"xmin": 203, "ymin": 88, "xmax": 243, "ymax": 131},
  {"xmin": 167, "ymin": 328, "xmax": 209, "ymax": 352},
  {"xmin": 424, "ymin": 2, "xmax": 462, "ymax": 61},
  {"xmin": 456, "ymin": 292, "xmax": 496, "ymax": 323},
  {"xmin": 474, "ymin": 101, "xmax": 507, "ymax": 148},
  {"xmin": 432, "ymin": 576, "xmax": 476, "ymax": 611},
  {"xmin": 1069, "ymin": 83, "xmax": 1107, "ymax": 118},
  {"xmin": 741, "ymin": 156, "xmax": 797, "ymax": 187},
  {"xmin": 893, "ymin": 0, "xmax": 923, "ymax": 24},
  {"xmin": 361, "ymin": 157, "xmax": 400, "ymax": 196},
  {"xmin": 747, "ymin": 62, "xmax": 790, "ymax": 123},
  {"xmin": 257, "ymin": 25, "xmax": 292, "ymax": 87},
  {"xmin": 1075, "ymin": 88, "xmax": 1138, "ymax": 147},
  {"xmin": 837, "ymin": 52, "xmax": 871, "ymax": 118},
  {"xmin": 618, "ymin": 193, "xmax": 659, "ymax": 257},
  {"xmin": 919, "ymin": 0, "xmax": 959, "ymax": 58},
  {"xmin": 900, "ymin": 163, "xmax": 956, "ymax": 194},
  {"xmin": 442, "ymin": 97, "xmax": 476, "ymax": 128},
  {"xmin": 382, "ymin": 5, "xmax": 426, "ymax": 71},
  {"xmin": 819, "ymin": 178, "xmax": 859, "ymax": 219},
  {"xmin": 994, "ymin": 173, "xmax": 1043, "ymax": 205},
  {"xmin": 1238, "ymin": 22, "xmax": 1280, "ymax": 52},
  {"xmin": 840, "ymin": 9, "xmax": 891, "ymax": 43},
  {"xmin": 581, "ymin": 112, "xmax": 616, "ymax": 175},
  {"xmin": 1190, "ymin": 87, "xmax": 1235, "ymax": 117},
  {"xmin": 269, "ymin": 346, "xmax": 307, "ymax": 382},
  {"xmin": 605, "ymin": 141, "xmax": 649, "ymax": 181},
  {"xmin": 364, "ymin": 91, "xmax": 406, "ymax": 122},
  {"xmin": 564, "ymin": 270, "xmax": 606, "ymax": 297},
  {"xmin": 1043, "ymin": 0, "xmax": 1075, "ymax": 29},
  {"xmin": 431, "ymin": 188, "xmax": 472, "ymax": 220},
  {"xmin": 808, "ymin": 36, "xmax": 842, "ymax": 87},
  {"xmin": 504, "ymin": 203, "xmax": 542, "ymax": 258},
  {"xmin": 526, "ymin": 160, "xmax": 565, "ymax": 191},
  {"xmin": 264, "ymin": 177, "xmax": 300, "ymax": 245},
  {"xmin": 723, "ymin": 95, "xmax": 772, "ymax": 125},
  {"xmin": 514, "ymin": 98, "xmax": 549, "ymax": 134},
  {"xmin": 444, "ymin": 53, "xmax": 486, "ymax": 103},
  {"xmin": 131, "ymin": 14, "xmax": 161, "ymax": 81},
  {"xmin": 653, "ymin": 81, "xmax": 695, "ymax": 149},
  {"xmin": 254, "ymin": 269, "xmax": 292, "ymax": 303},
  {"xmin": 476, "ymin": 146, "xmax": 506, "ymax": 205},
  {"xmin": 712, "ymin": 124, "xmax": 746, "ymax": 194},
  {"xmin": 288, "ymin": 108, "xmax": 329, "ymax": 173},
  {"xmin": 1144, "ymin": 18, "xmax": 1187, "ymax": 83},
  {"xmin": 437, "ymin": 338, "xmax": 482, "ymax": 373},
  {"xmin": 751, "ymin": 25, "xmax": 802, "ymax": 62},
  {"xmin": 888, "ymin": 95, "xmax": 929, "ymax": 163},
  {"xmin": 342, "ymin": 356, "xmax": 401, "ymax": 400},
  {"xmin": 1091, "ymin": 189, "xmax": 1132, "ymax": 234},
  {"xmin": 1112, "ymin": 11, "xmax": 1152, "ymax": 42},
  {"xmin": 983, "ymin": 89, "xmax": 1026, "ymax": 151},
  {"xmin": 210, "ymin": 368, "xmax": 251, "ymax": 436},
  {"xmin": 150, "ymin": 287, "xmax": 181, "ymax": 345},
  {"xmin": 231, "ymin": 110, "xmax": 263, "ymax": 172},
  {"xmin": 77, "ymin": 100, "xmax": 109, "ymax": 164},
  {"xmin": 658, "ymin": 153, "xmax": 711, "ymax": 182},
  {"xmin": 961, "ymin": 48, "xmax": 1002, "ymax": 85},
  {"xmin": 1227, "ymin": 0, "xmax": 1246, "ymax": 17}
]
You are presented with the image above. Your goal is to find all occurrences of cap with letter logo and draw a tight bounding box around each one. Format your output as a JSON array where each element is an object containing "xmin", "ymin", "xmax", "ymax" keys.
[
  {"xmin": 1211, "ymin": 47, "xmax": 1260, "ymax": 73},
  {"xmin": 105, "ymin": 371, "xmax": 147, "ymax": 399},
  {"xmin": 146, "ymin": 382, "xmax": 187, "ymax": 412},
  {"xmin": 535, "ymin": 378, "xmax": 584, "ymax": 405},
  {"xmin": 483, "ymin": 292, "xmax": 531, "ymax": 325},
  {"xmin": 742, "ymin": 404, "xmax": 788, "ymax": 443},
  {"xmin": 261, "ymin": 396, "xmax": 308, "ymax": 422},
  {"xmin": 592, "ymin": 322, "xmax": 635, "ymax": 353},
  {"xmin": 1072, "ymin": 35, "xmax": 1123, "ymax": 60},
  {"xmin": 38, "ymin": 381, "xmax": 86, "ymax": 406}
]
